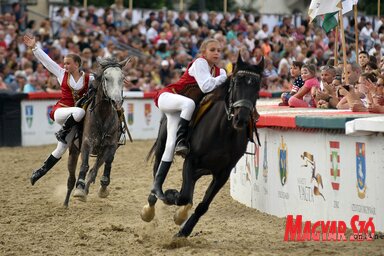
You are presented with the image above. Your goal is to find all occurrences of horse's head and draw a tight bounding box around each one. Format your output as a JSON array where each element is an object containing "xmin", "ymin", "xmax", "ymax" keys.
[
  {"xmin": 227, "ymin": 54, "xmax": 263, "ymax": 130},
  {"xmin": 97, "ymin": 57, "xmax": 133, "ymax": 109}
]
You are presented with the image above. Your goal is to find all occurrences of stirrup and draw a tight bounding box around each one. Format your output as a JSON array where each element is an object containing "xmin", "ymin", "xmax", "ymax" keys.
[
  {"xmin": 118, "ymin": 133, "xmax": 126, "ymax": 145},
  {"xmin": 55, "ymin": 130, "xmax": 67, "ymax": 144}
]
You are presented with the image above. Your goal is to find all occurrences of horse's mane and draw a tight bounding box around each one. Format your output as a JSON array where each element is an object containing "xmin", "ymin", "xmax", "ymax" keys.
[{"xmin": 209, "ymin": 62, "xmax": 263, "ymax": 103}]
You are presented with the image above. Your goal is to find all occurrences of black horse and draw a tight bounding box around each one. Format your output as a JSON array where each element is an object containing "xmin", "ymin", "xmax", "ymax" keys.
[
  {"xmin": 141, "ymin": 55, "xmax": 263, "ymax": 237},
  {"xmin": 63, "ymin": 57, "xmax": 131, "ymax": 207}
]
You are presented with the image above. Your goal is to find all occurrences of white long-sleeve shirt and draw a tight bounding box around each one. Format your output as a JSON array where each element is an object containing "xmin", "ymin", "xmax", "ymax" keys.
[
  {"xmin": 188, "ymin": 58, "xmax": 227, "ymax": 94},
  {"xmin": 32, "ymin": 47, "xmax": 94, "ymax": 90}
]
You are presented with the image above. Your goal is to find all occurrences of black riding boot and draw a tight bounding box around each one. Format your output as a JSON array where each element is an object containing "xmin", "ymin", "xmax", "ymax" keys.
[
  {"xmin": 30, "ymin": 154, "xmax": 60, "ymax": 185},
  {"xmin": 174, "ymin": 118, "xmax": 190, "ymax": 157},
  {"xmin": 55, "ymin": 115, "xmax": 78, "ymax": 144},
  {"xmin": 151, "ymin": 161, "xmax": 172, "ymax": 199}
]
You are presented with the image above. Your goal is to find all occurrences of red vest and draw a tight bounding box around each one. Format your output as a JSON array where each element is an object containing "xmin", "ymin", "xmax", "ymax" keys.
[
  {"xmin": 49, "ymin": 72, "xmax": 90, "ymax": 120},
  {"xmin": 154, "ymin": 59, "xmax": 220, "ymax": 106}
]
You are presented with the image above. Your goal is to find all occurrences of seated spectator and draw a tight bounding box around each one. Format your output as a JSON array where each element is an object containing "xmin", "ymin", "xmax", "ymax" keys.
[
  {"xmin": 0, "ymin": 75, "xmax": 9, "ymax": 90},
  {"xmin": 337, "ymin": 72, "xmax": 377, "ymax": 112},
  {"xmin": 279, "ymin": 61, "xmax": 304, "ymax": 106},
  {"xmin": 358, "ymin": 51, "xmax": 370, "ymax": 70},
  {"xmin": 23, "ymin": 75, "xmax": 39, "ymax": 93},
  {"xmin": 288, "ymin": 64, "xmax": 320, "ymax": 108}
]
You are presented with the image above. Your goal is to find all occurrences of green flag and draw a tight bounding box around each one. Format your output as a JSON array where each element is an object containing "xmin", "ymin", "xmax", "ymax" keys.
[{"xmin": 322, "ymin": 11, "xmax": 339, "ymax": 33}]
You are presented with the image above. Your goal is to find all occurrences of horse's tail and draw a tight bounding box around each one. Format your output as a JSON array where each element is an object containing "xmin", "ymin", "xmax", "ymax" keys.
[
  {"xmin": 146, "ymin": 114, "xmax": 167, "ymax": 162},
  {"xmin": 146, "ymin": 141, "xmax": 157, "ymax": 162}
]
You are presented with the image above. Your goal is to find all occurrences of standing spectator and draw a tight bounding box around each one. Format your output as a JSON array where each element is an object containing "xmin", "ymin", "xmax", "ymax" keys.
[
  {"xmin": 174, "ymin": 11, "xmax": 190, "ymax": 28},
  {"xmin": 11, "ymin": 3, "xmax": 28, "ymax": 32},
  {"xmin": 145, "ymin": 12, "xmax": 157, "ymax": 29},
  {"xmin": 110, "ymin": 0, "xmax": 125, "ymax": 28},
  {"xmin": 256, "ymin": 24, "xmax": 269, "ymax": 40}
]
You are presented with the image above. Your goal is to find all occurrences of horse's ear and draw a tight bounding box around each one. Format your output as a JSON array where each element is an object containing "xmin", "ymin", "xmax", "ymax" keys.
[
  {"xmin": 120, "ymin": 56, "xmax": 138, "ymax": 73},
  {"xmin": 255, "ymin": 57, "xmax": 264, "ymax": 71},
  {"xmin": 96, "ymin": 57, "xmax": 106, "ymax": 69},
  {"xmin": 236, "ymin": 52, "xmax": 245, "ymax": 69}
]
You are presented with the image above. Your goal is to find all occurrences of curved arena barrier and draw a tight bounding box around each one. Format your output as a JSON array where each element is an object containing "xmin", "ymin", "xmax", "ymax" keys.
[
  {"xmin": 230, "ymin": 99, "xmax": 384, "ymax": 232},
  {"xmin": 19, "ymin": 91, "xmax": 162, "ymax": 146}
]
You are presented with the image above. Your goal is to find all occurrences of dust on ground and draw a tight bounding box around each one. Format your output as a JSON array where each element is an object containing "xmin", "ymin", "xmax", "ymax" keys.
[{"xmin": 1, "ymin": 140, "xmax": 383, "ymax": 256}]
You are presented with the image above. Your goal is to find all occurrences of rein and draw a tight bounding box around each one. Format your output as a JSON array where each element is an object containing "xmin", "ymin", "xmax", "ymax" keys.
[{"xmin": 224, "ymin": 70, "xmax": 262, "ymax": 155}]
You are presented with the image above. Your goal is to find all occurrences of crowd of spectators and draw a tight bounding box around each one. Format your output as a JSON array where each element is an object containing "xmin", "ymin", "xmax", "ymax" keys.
[{"xmin": 0, "ymin": 1, "xmax": 383, "ymax": 113}]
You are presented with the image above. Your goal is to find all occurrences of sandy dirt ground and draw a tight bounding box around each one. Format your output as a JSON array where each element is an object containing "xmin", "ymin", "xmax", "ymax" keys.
[{"xmin": 1, "ymin": 140, "xmax": 383, "ymax": 256}]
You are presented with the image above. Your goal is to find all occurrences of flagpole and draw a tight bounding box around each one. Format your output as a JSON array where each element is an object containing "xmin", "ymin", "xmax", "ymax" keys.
[
  {"xmin": 338, "ymin": 9, "xmax": 349, "ymax": 84},
  {"xmin": 379, "ymin": 0, "xmax": 381, "ymax": 18},
  {"xmin": 224, "ymin": 0, "xmax": 227, "ymax": 13},
  {"xmin": 354, "ymin": 4, "xmax": 359, "ymax": 64},
  {"xmin": 334, "ymin": 26, "xmax": 339, "ymax": 66}
]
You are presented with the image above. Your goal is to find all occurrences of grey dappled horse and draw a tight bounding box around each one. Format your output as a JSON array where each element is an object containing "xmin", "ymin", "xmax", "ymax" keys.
[{"xmin": 63, "ymin": 57, "xmax": 131, "ymax": 207}]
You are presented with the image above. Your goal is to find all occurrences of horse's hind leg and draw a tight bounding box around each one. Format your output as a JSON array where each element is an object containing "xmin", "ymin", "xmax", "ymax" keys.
[
  {"xmin": 172, "ymin": 159, "xmax": 196, "ymax": 225},
  {"xmin": 141, "ymin": 118, "xmax": 167, "ymax": 223},
  {"xmin": 176, "ymin": 171, "xmax": 231, "ymax": 237},
  {"xmin": 64, "ymin": 143, "xmax": 79, "ymax": 207},
  {"xmin": 141, "ymin": 156, "xmax": 161, "ymax": 222}
]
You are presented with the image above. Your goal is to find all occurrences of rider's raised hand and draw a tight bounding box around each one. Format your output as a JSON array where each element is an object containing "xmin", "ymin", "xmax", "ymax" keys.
[{"xmin": 23, "ymin": 33, "xmax": 36, "ymax": 49}]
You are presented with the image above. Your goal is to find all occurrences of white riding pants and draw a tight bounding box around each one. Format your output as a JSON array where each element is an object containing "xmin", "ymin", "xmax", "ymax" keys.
[
  {"xmin": 51, "ymin": 107, "xmax": 85, "ymax": 158},
  {"xmin": 157, "ymin": 92, "xmax": 195, "ymax": 162}
]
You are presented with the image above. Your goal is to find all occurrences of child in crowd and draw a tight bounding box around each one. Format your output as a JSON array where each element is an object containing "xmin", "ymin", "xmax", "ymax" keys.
[
  {"xmin": 279, "ymin": 61, "xmax": 304, "ymax": 106},
  {"xmin": 288, "ymin": 64, "xmax": 320, "ymax": 108}
]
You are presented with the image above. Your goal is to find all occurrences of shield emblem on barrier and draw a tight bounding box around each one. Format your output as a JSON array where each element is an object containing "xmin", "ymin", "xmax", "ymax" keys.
[
  {"xmin": 47, "ymin": 105, "xmax": 54, "ymax": 125},
  {"xmin": 25, "ymin": 105, "xmax": 33, "ymax": 128},
  {"xmin": 254, "ymin": 143, "xmax": 260, "ymax": 180},
  {"xmin": 356, "ymin": 142, "xmax": 366, "ymax": 199},
  {"xmin": 127, "ymin": 103, "xmax": 134, "ymax": 125},
  {"xmin": 262, "ymin": 134, "xmax": 268, "ymax": 183},
  {"xmin": 278, "ymin": 136, "xmax": 287, "ymax": 186},
  {"xmin": 144, "ymin": 103, "xmax": 151, "ymax": 126}
]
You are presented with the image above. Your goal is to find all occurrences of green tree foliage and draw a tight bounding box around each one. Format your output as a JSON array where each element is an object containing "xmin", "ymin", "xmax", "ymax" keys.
[
  {"xmin": 358, "ymin": 0, "xmax": 383, "ymax": 16},
  {"xmin": 188, "ymin": 0, "xmax": 238, "ymax": 12},
  {"xmin": 82, "ymin": 0, "xmax": 171, "ymax": 9}
]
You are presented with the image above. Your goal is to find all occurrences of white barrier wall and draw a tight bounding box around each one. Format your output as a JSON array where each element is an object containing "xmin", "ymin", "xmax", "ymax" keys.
[
  {"xmin": 21, "ymin": 96, "xmax": 162, "ymax": 146},
  {"xmin": 230, "ymin": 128, "xmax": 384, "ymax": 231}
]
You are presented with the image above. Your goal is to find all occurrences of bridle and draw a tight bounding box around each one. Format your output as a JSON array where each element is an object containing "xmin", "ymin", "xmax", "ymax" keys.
[
  {"xmin": 100, "ymin": 64, "xmax": 124, "ymax": 112},
  {"xmin": 225, "ymin": 70, "xmax": 260, "ymax": 121}
]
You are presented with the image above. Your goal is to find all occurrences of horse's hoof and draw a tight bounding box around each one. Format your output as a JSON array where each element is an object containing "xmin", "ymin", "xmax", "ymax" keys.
[
  {"xmin": 140, "ymin": 204, "xmax": 155, "ymax": 222},
  {"xmin": 174, "ymin": 231, "xmax": 188, "ymax": 238},
  {"xmin": 164, "ymin": 189, "xmax": 179, "ymax": 205},
  {"xmin": 174, "ymin": 204, "xmax": 192, "ymax": 226},
  {"xmin": 73, "ymin": 188, "xmax": 87, "ymax": 202},
  {"xmin": 98, "ymin": 186, "xmax": 109, "ymax": 198}
]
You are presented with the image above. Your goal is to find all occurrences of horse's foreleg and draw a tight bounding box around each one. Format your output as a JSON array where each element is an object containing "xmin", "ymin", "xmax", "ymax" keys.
[
  {"xmin": 98, "ymin": 149, "xmax": 116, "ymax": 198},
  {"xmin": 84, "ymin": 156, "xmax": 104, "ymax": 196},
  {"xmin": 73, "ymin": 144, "xmax": 91, "ymax": 201},
  {"xmin": 176, "ymin": 171, "xmax": 231, "ymax": 237},
  {"xmin": 64, "ymin": 145, "xmax": 79, "ymax": 207}
]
